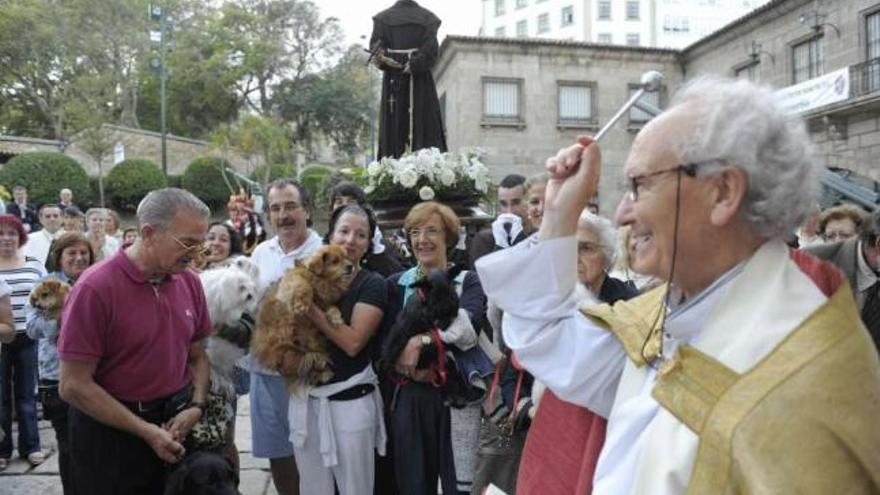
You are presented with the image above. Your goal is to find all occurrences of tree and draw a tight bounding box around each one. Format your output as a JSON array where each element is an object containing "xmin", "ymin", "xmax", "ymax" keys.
[
  {"xmin": 0, "ymin": 1, "xmax": 76, "ymax": 138},
  {"xmin": 105, "ymin": 158, "xmax": 167, "ymax": 210},
  {"xmin": 218, "ymin": 0, "xmax": 343, "ymax": 115},
  {"xmin": 274, "ymin": 45, "xmax": 371, "ymax": 162}
]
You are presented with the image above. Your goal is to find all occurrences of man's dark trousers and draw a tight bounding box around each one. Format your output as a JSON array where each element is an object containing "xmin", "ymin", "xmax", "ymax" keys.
[{"xmin": 68, "ymin": 406, "xmax": 168, "ymax": 495}]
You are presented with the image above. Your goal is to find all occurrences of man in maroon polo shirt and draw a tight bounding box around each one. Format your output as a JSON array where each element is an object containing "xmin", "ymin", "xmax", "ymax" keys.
[{"xmin": 58, "ymin": 188, "xmax": 212, "ymax": 495}]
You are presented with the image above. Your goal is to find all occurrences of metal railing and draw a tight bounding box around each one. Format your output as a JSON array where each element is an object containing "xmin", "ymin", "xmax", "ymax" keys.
[{"xmin": 850, "ymin": 57, "xmax": 880, "ymax": 98}]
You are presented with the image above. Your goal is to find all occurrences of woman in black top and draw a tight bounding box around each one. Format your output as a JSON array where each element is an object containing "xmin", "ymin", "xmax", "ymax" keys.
[{"xmin": 289, "ymin": 204, "xmax": 387, "ymax": 495}]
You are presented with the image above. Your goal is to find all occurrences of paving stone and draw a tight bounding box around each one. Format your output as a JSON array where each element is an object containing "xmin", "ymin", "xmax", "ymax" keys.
[
  {"xmin": 0, "ymin": 474, "xmax": 64, "ymax": 495},
  {"xmin": 239, "ymin": 452, "xmax": 269, "ymax": 470},
  {"xmin": 238, "ymin": 468, "xmax": 270, "ymax": 495}
]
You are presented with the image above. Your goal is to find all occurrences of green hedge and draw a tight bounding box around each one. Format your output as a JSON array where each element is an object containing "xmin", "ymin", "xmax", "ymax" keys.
[
  {"xmin": 249, "ymin": 163, "xmax": 296, "ymax": 184},
  {"xmin": 181, "ymin": 156, "xmax": 233, "ymax": 209},
  {"xmin": 0, "ymin": 152, "xmax": 89, "ymax": 206},
  {"xmin": 105, "ymin": 159, "xmax": 167, "ymax": 211}
]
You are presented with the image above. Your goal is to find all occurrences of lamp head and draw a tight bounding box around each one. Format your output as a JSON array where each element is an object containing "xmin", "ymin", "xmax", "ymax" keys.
[{"xmin": 640, "ymin": 70, "xmax": 664, "ymax": 92}]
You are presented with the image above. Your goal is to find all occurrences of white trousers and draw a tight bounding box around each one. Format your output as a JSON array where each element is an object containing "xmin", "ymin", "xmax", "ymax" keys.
[{"xmin": 293, "ymin": 394, "xmax": 377, "ymax": 495}]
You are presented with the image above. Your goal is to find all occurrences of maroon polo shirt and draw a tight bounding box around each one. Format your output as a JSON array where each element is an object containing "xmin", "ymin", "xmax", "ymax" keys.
[{"xmin": 58, "ymin": 249, "xmax": 212, "ymax": 402}]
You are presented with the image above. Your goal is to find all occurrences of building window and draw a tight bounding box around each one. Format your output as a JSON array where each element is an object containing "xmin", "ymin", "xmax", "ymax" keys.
[
  {"xmin": 865, "ymin": 11, "xmax": 880, "ymax": 91},
  {"xmin": 867, "ymin": 11, "xmax": 880, "ymax": 60},
  {"xmin": 483, "ymin": 78, "xmax": 523, "ymax": 124},
  {"xmin": 734, "ymin": 62, "xmax": 759, "ymax": 82},
  {"xmin": 597, "ymin": 33, "xmax": 612, "ymax": 44},
  {"xmin": 558, "ymin": 82, "xmax": 597, "ymax": 126},
  {"xmin": 626, "ymin": 33, "xmax": 640, "ymax": 46},
  {"xmin": 626, "ymin": 1, "xmax": 640, "ymax": 20},
  {"xmin": 561, "ymin": 6, "xmax": 574, "ymax": 27},
  {"xmin": 629, "ymin": 85, "xmax": 660, "ymax": 124},
  {"xmin": 495, "ymin": 0, "xmax": 505, "ymax": 16},
  {"xmin": 538, "ymin": 13, "xmax": 550, "ymax": 33},
  {"xmin": 598, "ymin": 1, "xmax": 611, "ymax": 20},
  {"xmin": 792, "ymin": 36, "xmax": 824, "ymax": 83},
  {"xmin": 516, "ymin": 19, "xmax": 528, "ymax": 37},
  {"xmin": 495, "ymin": 26, "xmax": 506, "ymax": 37},
  {"xmin": 663, "ymin": 16, "xmax": 690, "ymax": 33},
  {"xmin": 516, "ymin": 0, "xmax": 528, "ymax": 9}
]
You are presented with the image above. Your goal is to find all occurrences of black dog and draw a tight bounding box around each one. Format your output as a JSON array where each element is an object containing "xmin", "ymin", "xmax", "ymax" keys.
[
  {"xmin": 381, "ymin": 266, "xmax": 463, "ymax": 374},
  {"xmin": 164, "ymin": 451, "xmax": 240, "ymax": 495}
]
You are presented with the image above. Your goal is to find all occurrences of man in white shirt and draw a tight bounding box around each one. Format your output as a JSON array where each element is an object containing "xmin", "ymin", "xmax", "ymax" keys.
[
  {"xmin": 247, "ymin": 179, "xmax": 322, "ymax": 495},
  {"xmin": 25, "ymin": 204, "xmax": 64, "ymax": 266},
  {"xmin": 476, "ymin": 78, "xmax": 880, "ymax": 494}
]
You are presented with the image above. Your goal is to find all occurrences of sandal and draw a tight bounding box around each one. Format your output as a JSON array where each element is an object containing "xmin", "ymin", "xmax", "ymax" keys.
[
  {"xmin": 26, "ymin": 451, "xmax": 45, "ymax": 466},
  {"xmin": 0, "ymin": 458, "xmax": 7, "ymax": 471}
]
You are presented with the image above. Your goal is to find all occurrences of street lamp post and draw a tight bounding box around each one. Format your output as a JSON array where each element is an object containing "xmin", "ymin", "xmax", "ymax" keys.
[{"xmin": 149, "ymin": 4, "xmax": 170, "ymax": 177}]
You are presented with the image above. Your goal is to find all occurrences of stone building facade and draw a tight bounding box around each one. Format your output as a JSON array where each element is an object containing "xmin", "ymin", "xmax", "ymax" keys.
[
  {"xmin": 438, "ymin": 0, "xmax": 880, "ymax": 213},
  {"xmin": 434, "ymin": 36, "xmax": 682, "ymax": 213}
]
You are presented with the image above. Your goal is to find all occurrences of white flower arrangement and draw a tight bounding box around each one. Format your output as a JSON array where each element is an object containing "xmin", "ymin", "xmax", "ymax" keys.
[{"xmin": 363, "ymin": 147, "xmax": 490, "ymax": 202}]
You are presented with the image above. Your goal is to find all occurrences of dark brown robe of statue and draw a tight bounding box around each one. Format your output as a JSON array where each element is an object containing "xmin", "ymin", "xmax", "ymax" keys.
[{"xmin": 370, "ymin": 0, "xmax": 447, "ymax": 159}]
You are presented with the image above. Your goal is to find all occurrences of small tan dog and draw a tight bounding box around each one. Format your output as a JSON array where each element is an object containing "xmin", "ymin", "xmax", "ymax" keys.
[
  {"xmin": 252, "ymin": 245, "xmax": 353, "ymax": 392},
  {"xmin": 29, "ymin": 278, "xmax": 71, "ymax": 322}
]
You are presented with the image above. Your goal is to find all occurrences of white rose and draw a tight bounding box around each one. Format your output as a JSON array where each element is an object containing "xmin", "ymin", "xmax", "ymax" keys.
[
  {"xmin": 399, "ymin": 168, "xmax": 419, "ymax": 189},
  {"xmin": 367, "ymin": 161, "xmax": 382, "ymax": 177},
  {"xmin": 364, "ymin": 185, "xmax": 375, "ymax": 194},
  {"xmin": 419, "ymin": 186, "xmax": 435, "ymax": 201},
  {"xmin": 439, "ymin": 167, "xmax": 456, "ymax": 186}
]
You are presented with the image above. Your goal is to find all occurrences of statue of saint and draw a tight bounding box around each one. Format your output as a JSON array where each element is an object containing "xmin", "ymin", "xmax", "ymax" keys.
[{"xmin": 370, "ymin": 0, "xmax": 447, "ymax": 159}]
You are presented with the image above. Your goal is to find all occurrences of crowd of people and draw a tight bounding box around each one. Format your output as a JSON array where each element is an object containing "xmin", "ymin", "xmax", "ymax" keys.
[{"xmin": 0, "ymin": 76, "xmax": 878, "ymax": 495}]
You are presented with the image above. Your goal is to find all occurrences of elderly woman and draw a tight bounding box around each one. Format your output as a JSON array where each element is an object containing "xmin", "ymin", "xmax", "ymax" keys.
[
  {"xmin": 577, "ymin": 212, "xmax": 639, "ymax": 301},
  {"xmin": 289, "ymin": 204, "xmax": 387, "ymax": 494},
  {"xmin": 26, "ymin": 233, "xmax": 95, "ymax": 490},
  {"xmin": 385, "ymin": 201, "xmax": 489, "ymax": 495},
  {"xmin": 0, "ymin": 214, "xmax": 47, "ymax": 469},
  {"xmin": 817, "ymin": 204, "xmax": 865, "ymax": 243}
]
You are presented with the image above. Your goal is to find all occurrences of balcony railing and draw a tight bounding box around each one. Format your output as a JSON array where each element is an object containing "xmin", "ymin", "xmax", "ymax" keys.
[{"xmin": 851, "ymin": 57, "xmax": 880, "ymax": 98}]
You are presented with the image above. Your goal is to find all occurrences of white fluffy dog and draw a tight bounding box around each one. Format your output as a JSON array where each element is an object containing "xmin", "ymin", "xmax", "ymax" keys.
[
  {"xmin": 200, "ymin": 260, "xmax": 259, "ymax": 327},
  {"xmin": 199, "ymin": 260, "xmax": 259, "ymax": 396}
]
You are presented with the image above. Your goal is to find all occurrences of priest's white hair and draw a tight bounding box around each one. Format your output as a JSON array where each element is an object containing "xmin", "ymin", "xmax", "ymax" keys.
[{"xmin": 670, "ymin": 77, "xmax": 820, "ymax": 239}]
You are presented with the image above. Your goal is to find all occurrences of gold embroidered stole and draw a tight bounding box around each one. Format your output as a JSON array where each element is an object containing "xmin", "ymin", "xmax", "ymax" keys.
[{"xmin": 580, "ymin": 282, "xmax": 880, "ymax": 493}]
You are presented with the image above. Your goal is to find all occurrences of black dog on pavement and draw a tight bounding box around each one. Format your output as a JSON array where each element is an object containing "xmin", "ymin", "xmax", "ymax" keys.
[{"xmin": 164, "ymin": 451, "xmax": 240, "ymax": 495}]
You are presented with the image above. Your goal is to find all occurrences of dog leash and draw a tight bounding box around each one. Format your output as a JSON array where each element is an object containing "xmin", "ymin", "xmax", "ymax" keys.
[{"xmin": 428, "ymin": 327, "xmax": 447, "ymax": 387}]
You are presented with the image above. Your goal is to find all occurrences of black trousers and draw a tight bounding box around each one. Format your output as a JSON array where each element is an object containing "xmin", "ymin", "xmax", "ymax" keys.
[
  {"xmin": 68, "ymin": 406, "xmax": 168, "ymax": 495},
  {"xmin": 38, "ymin": 381, "xmax": 71, "ymax": 494},
  {"xmin": 391, "ymin": 383, "xmax": 457, "ymax": 495}
]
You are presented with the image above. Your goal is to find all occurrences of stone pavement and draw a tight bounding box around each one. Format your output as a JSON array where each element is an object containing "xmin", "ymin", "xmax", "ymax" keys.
[{"xmin": 0, "ymin": 397, "xmax": 280, "ymax": 495}]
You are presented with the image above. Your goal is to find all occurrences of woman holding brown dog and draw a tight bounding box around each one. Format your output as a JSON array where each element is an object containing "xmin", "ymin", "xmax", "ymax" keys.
[
  {"xmin": 25, "ymin": 232, "xmax": 95, "ymax": 492},
  {"xmin": 286, "ymin": 203, "xmax": 387, "ymax": 495}
]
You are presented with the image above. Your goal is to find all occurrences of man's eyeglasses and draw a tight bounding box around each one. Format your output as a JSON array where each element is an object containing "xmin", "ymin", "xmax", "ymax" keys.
[
  {"xmin": 169, "ymin": 233, "xmax": 209, "ymax": 256},
  {"xmin": 626, "ymin": 163, "xmax": 703, "ymax": 202}
]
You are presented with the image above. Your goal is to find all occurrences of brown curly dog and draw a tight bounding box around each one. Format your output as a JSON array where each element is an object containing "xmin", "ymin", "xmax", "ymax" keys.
[
  {"xmin": 29, "ymin": 278, "xmax": 71, "ymax": 322},
  {"xmin": 251, "ymin": 245, "xmax": 353, "ymax": 392}
]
